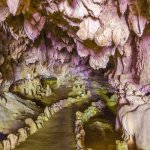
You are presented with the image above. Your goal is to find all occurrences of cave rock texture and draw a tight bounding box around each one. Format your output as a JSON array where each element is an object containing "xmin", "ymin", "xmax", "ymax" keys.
[{"xmin": 0, "ymin": 0, "xmax": 150, "ymax": 149}]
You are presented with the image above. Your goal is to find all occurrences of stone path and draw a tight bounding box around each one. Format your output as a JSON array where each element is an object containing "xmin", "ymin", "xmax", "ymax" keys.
[{"xmin": 15, "ymin": 107, "xmax": 76, "ymax": 150}]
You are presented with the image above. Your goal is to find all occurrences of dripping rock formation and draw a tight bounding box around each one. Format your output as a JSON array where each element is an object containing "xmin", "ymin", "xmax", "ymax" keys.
[{"xmin": 0, "ymin": 0, "xmax": 149, "ymax": 149}]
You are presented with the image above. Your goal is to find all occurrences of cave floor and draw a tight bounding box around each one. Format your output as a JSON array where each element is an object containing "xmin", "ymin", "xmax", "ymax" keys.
[
  {"xmin": 14, "ymin": 101, "xmax": 91, "ymax": 150},
  {"xmin": 14, "ymin": 102, "xmax": 117, "ymax": 150},
  {"xmin": 14, "ymin": 75, "xmax": 118, "ymax": 150},
  {"xmin": 15, "ymin": 107, "xmax": 77, "ymax": 150}
]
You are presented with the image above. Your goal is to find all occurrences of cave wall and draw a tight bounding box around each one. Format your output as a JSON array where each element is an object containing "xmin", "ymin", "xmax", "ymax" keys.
[{"xmin": 0, "ymin": 0, "xmax": 150, "ymax": 149}]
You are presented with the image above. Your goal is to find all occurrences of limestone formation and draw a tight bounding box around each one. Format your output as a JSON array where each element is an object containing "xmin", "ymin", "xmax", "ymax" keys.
[
  {"xmin": 0, "ymin": 0, "xmax": 149, "ymax": 149},
  {"xmin": 2, "ymin": 140, "xmax": 11, "ymax": 150},
  {"xmin": 75, "ymin": 115, "xmax": 85, "ymax": 150},
  {"xmin": 18, "ymin": 128, "xmax": 28, "ymax": 143},
  {"xmin": 35, "ymin": 120, "xmax": 42, "ymax": 129},
  {"xmin": 25, "ymin": 118, "xmax": 38, "ymax": 135},
  {"xmin": 7, "ymin": 134, "xmax": 18, "ymax": 149},
  {"xmin": 44, "ymin": 107, "xmax": 51, "ymax": 119}
]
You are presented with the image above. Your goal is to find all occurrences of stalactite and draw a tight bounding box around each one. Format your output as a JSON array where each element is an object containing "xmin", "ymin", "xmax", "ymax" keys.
[{"xmin": 0, "ymin": 0, "xmax": 149, "ymax": 149}]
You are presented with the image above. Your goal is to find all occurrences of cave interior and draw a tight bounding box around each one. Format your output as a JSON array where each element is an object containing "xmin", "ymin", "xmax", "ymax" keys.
[{"xmin": 0, "ymin": 0, "xmax": 150, "ymax": 150}]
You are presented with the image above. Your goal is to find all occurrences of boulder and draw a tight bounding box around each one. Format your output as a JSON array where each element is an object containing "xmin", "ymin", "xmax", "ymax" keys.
[
  {"xmin": 7, "ymin": 134, "xmax": 18, "ymax": 149},
  {"xmin": 35, "ymin": 120, "xmax": 42, "ymax": 129},
  {"xmin": 25, "ymin": 118, "xmax": 38, "ymax": 135},
  {"xmin": 2, "ymin": 140, "xmax": 11, "ymax": 150},
  {"xmin": 44, "ymin": 106, "xmax": 51, "ymax": 118},
  {"xmin": 18, "ymin": 128, "xmax": 28, "ymax": 143}
]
